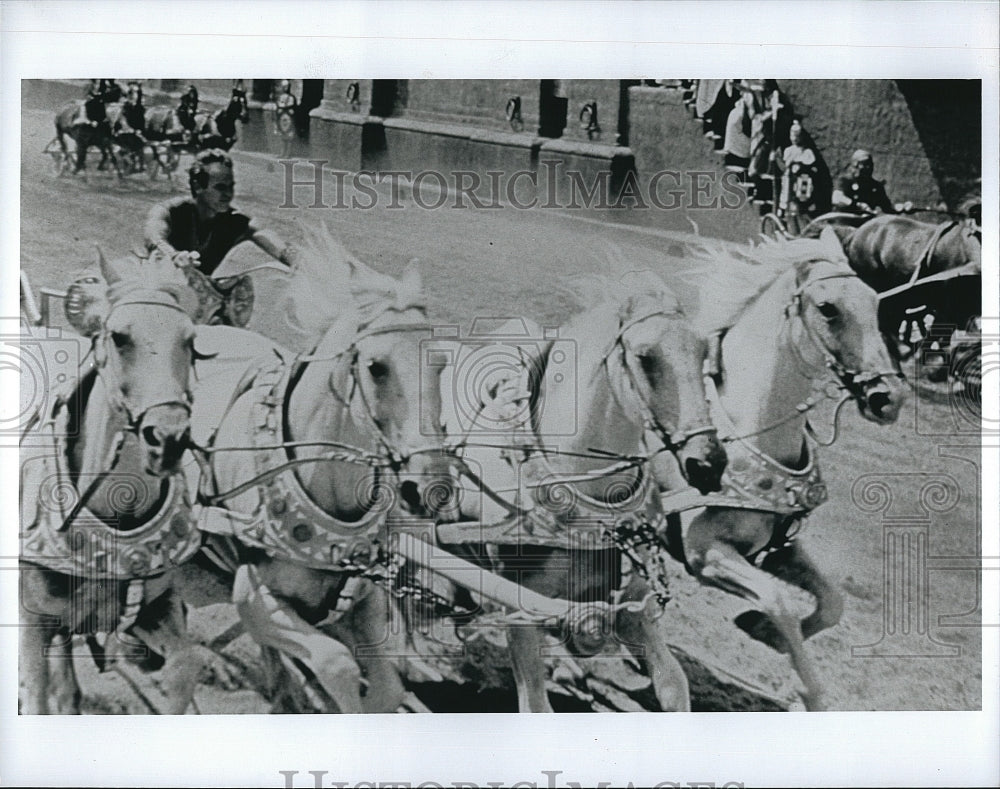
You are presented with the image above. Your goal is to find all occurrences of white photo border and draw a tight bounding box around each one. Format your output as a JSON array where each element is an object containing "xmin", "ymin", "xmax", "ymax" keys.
[{"xmin": 2, "ymin": 1, "xmax": 997, "ymax": 787}]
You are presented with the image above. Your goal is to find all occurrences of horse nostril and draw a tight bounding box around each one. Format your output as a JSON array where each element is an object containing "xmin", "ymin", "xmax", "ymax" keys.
[
  {"xmin": 141, "ymin": 425, "xmax": 162, "ymax": 447},
  {"xmin": 868, "ymin": 390, "xmax": 891, "ymax": 418},
  {"xmin": 400, "ymin": 480, "xmax": 421, "ymax": 511},
  {"xmin": 685, "ymin": 457, "xmax": 723, "ymax": 495}
]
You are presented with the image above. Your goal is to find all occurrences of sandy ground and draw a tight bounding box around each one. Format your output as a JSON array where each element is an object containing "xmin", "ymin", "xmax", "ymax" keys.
[{"xmin": 17, "ymin": 85, "xmax": 984, "ymax": 713}]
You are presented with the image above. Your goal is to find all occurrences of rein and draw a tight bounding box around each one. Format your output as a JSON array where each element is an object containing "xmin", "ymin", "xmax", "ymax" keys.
[
  {"xmin": 603, "ymin": 309, "xmax": 717, "ymax": 452},
  {"xmin": 194, "ymin": 316, "xmax": 450, "ymax": 506},
  {"xmin": 54, "ymin": 289, "xmax": 197, "ymax": 531},
  {"xmin": 717, "ymin": 268, "xmax": 901, "ymax": 449},
  {"xmin": 94, "ymin": 293, "xmax": 195, "ymax": 433}
]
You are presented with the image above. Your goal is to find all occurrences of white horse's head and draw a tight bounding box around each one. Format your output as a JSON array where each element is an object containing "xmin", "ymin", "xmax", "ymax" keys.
[{"xmin": 68, "ymin": 249, "xmax": 202, "ymax": 474}]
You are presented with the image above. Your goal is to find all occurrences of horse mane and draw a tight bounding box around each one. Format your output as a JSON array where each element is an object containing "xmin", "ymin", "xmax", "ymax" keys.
[
  {"xmin": 104, "ymin": 251, "xmax": 193, "ymax": 309},
  {"xmin": 284, "ymin": 223, "xmax": 424, "ymax": 341},
  {"xmin": 681, "ymin": 235, "xmax": 849, "ymax": 336},
  {"xmin": 572, "ymin": 240, "xmax": 683, "ymax": 320}
]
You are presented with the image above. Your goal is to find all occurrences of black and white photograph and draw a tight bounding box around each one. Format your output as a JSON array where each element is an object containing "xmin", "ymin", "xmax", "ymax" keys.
[{"xmin": 2, "ymin": 2, "xmax": 997, "ymax": 787}]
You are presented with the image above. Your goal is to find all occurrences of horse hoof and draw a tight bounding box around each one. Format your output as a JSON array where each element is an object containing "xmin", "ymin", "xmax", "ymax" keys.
[{"xmin": 734, "ymin": 610, "xmax": 789, "ymax": 654}]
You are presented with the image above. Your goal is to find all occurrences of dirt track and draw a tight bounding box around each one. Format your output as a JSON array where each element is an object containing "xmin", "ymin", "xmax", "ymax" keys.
[{"xmin": 18, "ymin": 82, "xmax": 983, "ymax": 713}]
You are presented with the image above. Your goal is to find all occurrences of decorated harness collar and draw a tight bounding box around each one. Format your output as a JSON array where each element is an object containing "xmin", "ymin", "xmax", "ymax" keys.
[{"xmin": 20, "ymin": 371, "xmax": 199, "ymax": 579}]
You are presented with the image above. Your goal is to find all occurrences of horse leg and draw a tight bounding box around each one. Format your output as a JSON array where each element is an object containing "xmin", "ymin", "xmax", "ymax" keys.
[
  {"xmin": 19, "ymin": 619, "xmax": 55, "ymax": 714},
  {"xmin": 74, "ymin": 133, "xmax": 88, "ymax": 174},
  {"xmin": 334, "ymin": 580, "xmax": 406, "ymax": 713},
  {"xmin": 507, "ymin": 625, "xmax": 554, "ymax": 712},
  {"xmin": 613, "ymin": 571, "xmax": 690, "ymax": 711},
  {"xmin": 695, "ymin": 540, "xmax": 826, "ymax": 710},
  {"xmin": 759, "ymin": 542, "xmax": 844, "ymax": 642},
  {"xmin": 47, "ymin": 630, "xmax": 82, "ymax": 713},
  {"xmin": 232, "ymin": 564, "xmax": 364, "ymax": 713},
  {"xmin": 55, "ymin": 128, "xmax": 71, "ymax": 176}
]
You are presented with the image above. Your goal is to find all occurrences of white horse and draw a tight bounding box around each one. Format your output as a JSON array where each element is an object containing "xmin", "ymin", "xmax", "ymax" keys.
[
  {"xmin": 442, "ymin": 270, "xmax": 728, "ymax": 712},
  {"xmin": 665, "ymin": 227, "xmax": 907, "ymax": 710},
  {"xmin": 19, "ymin": 251, "xmax": 230, "ymax": 713},
  {"xmin": 185, "ymin": 228, "xmax": 457, "ymax": 713}
]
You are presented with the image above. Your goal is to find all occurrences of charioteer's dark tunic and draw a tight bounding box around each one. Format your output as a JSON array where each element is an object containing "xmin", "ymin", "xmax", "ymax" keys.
[{"xmin": 144, "ymin": 198, "xmax": 252, "ymax": 276}]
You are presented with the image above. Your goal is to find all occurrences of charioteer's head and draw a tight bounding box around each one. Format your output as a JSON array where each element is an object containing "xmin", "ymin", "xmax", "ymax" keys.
[
  {"xmin": 188, "ymin": 149, "xmax": 235, "ymax": 217},
  {"xmin": 849, "ymin": 149, "xmax": 874, "ymax": 179}
]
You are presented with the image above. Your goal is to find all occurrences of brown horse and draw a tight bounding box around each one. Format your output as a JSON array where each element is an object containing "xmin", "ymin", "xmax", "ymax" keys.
[
  {"xmin": 843, "ymin": 215, "xmax": 981, "ymax": 360},
  {"xmin": 194, "ymin": 88, "xmax": 250, "ymax": 151},
  {"xmin": 843, "ymin": 214, "xmax": 981, "ymax": 294},
  {"xmin": 53, "ymin": 100, "xmax": 121, "ymax": 177}
]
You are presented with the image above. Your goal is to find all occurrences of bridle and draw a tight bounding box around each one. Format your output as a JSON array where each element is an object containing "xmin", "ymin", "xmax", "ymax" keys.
[
  {"xmin": 305, "ymin": 313, "xmax": 444, "ymax": 471},
  {"xmin": 56, "ymin": 289, "xmax": 197, "ymax": 532},
  {"xmin": 786, "ymin": 270, "xmax": 902, "ymax": 395},
  {"xmin": 93, "ymin": 291, "xmax": 195, "ymax": 434},
  {"xmin": 604, "ymin": 308, "xmax": 718, "ymax": 453}
]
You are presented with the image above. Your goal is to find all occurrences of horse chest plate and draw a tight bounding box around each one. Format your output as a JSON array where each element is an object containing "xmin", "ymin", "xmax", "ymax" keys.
[
  {"xmin": 234, "ymin": 364, "xmax": 386, "ymax": 570},
  {"xmin": 719, "ymin": 438, "xmax": 828, "ymax": 515},
  {"xmin": 21, "ymin": 422, "xmax": 201, "ymax": 579}
]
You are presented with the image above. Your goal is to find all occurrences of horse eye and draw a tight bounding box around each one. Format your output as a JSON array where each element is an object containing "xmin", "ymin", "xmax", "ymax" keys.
[
  {"xmin": 367, "ymin": 360, "xmax": 390, "ymax": 380},
  {"xmin": 110, "ymin": 331, "xmax": 131, "ymax": 348},
  {"xmin": 817, "ymin": 302, "xmax": 840, "ymax": 320}
]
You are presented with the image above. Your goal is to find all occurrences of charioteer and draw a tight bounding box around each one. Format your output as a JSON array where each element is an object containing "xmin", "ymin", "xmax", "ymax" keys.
[{"xmin": 144, "ymin": 149, "xmax": 295, "ymax": 276}]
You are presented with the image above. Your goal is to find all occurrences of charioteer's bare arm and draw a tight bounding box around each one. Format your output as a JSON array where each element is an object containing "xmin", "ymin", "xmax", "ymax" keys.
[
  {"xmin": 144, "ymin": 202, "xmax": 180, "ymax": 259},
  {"xmin": 247, "ymin": 219, "xmax": 295, "ymax": 267}
]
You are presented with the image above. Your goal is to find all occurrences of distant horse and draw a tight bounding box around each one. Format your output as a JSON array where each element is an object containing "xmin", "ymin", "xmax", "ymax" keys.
[
  {"xmin": 843, "ymin": 214, "xmax": 981, "ymax": 294},
  {"xmin": 194, "ymin": 87, "xmax": 250, "ymax": 151},
  {"xmin": 19, "ymin": 251, "xmax": 227, "ymax": 714},
  {"xmin": 444, "ymin": 270, "xmax": 727, "ymax": 712},
  {"xmin": 187, "ymin": 228, "xmax": 457, "ymax": 713},
  {"xmin": 842, "ymin": 215, "xmax": 982, "ymax": 352},
  {"xmin": 664, "ymin": 228, "xmax": 907, "ymax": 710},
  {"xmin": 144, "ymin": 104, "xmax": 191, "ymax": 145},
  {"xmin": 53, "ymin": 99, "xmax": 121, "ymax": 177}
]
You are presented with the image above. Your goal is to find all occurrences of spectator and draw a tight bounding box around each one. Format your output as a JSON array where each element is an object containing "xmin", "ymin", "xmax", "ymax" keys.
[
  {"xmin": 722, "ymin": 80, "xmax": 759, "ymax": 174},
  {"xmin": 832, "ymin": 149, "xmax": 910, "ymax": 214},
  {"xmin": 273, "ymin": 79, "xmax": 299, "ymax": 159},
  {"xmin": 748, "ymin": 80, "xmax": 794, "ymax": 201},
  {"xmin": 693, "ymin": 79, "xmax": 724, "ymax": 140},
  {"xmin": 703, "ymin": 79, "xmax": 739, "ymax": 150},
  {"xmin": 775, "ymin": 119, "xmax": 829, "ymax": 234}
]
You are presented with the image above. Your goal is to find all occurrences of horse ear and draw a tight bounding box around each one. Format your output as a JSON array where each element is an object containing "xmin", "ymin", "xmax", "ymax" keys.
[
  {"xmin": 819, "ymin": 226, "xmax": 847, "ymax": 262},
  {"xmin": 96, "ymin": 245, "xmax": 124, "ymax": 285},
  {"xmin": 401, "ymin": 259, "xmax": 423, "ymax": 290}
]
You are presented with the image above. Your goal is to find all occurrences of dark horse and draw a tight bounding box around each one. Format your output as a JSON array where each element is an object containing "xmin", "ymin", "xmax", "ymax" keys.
[
  {"xmin": 841, "ymin": 215, "xmax": 982, "ymax": 361},
  {"xmin": 144, "ymin": 88, "xmax": 249, "ymax": 153},
  {"xmin": 194, "ymin": 87, "xmax": 250, "ymax": 150},
  {"xmin": 53, "ymin": 99, "xmax": 121, "ymax": 177}
]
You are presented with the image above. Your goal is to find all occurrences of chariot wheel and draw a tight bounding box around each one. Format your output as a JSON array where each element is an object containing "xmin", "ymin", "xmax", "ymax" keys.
[{"xmin": 760, "ymin": 212, "xmax": 790, "ymax": 241}]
